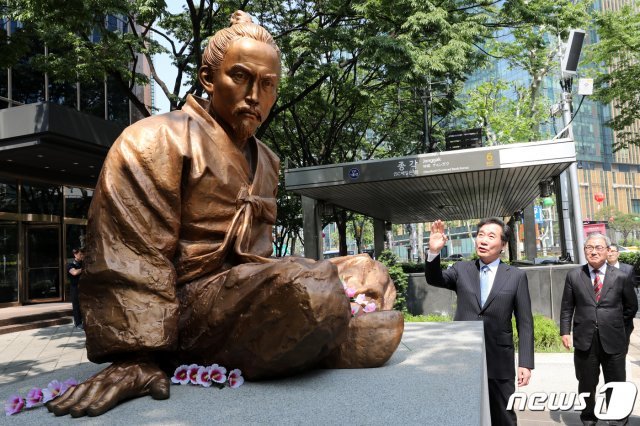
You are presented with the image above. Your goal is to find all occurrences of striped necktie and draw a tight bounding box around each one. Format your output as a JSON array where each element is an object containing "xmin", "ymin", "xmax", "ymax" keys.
[{"xmin": 593, "ymin": 269, "xmax": 602, "ymax": 302}]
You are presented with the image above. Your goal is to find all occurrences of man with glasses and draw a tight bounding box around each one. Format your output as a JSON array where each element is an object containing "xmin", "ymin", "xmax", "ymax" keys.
[{"xmin": 560, "ymin": 233, "xmax": 637, "ymax": 425}]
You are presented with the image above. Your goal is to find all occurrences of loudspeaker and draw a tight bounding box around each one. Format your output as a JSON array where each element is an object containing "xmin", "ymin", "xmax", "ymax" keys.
[{"xmin": 561, "ymin": 29, "xmax": 586, "ymax": 77}]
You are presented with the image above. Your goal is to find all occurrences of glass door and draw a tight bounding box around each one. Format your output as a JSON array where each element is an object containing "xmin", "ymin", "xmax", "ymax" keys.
[{"xmin": 25, "ymin": 225, "xmax": 61, "ymax": 302}]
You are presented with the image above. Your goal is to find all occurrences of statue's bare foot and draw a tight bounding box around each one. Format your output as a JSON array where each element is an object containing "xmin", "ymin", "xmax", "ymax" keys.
[
  {"xmin": 46, "ymin": 359, "xmax": 169, "ymax": 417},
  {"xmin": 321, "ymin": 310, "xmax": 404, "ymax": 368}
]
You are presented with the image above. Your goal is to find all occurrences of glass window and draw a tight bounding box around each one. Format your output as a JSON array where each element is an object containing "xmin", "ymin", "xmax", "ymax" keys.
[
  {"xmin": 11, "ymin": 39, "xmax": 46, "ymax": 105},
  {"xmin": 0, "ymin": 221, "xmax": 18, "ymax": 303},
  {"xmin": 107, "ymin": 75, "xmax": 130, "ymax": 125},
  {"xmin": 49, "ymin": 81, "xmax": 77, "ymax": 110},
  {"xmin": 107, "ymin": 15, "xmax": 118, "ymax": 32},
  {"xmin": 0, "ymin": 180, "xmax": 18, "ymax": 213},
  {"xmin": 80, "ymin": 78, "xmax": 105, "ymax": 119},
  {"xmin": 0, "ymin": 68, "xmax": 7, "ymax": 110},
  {"xmin": 20, "ymin": 182, "xmax": 62, "ymax": 216},
  {"xmin": 632, "ymin": 199, "xmax": 640, "ymax": 215},
  {"xmin": 64, "ymin": 187, "xmax": 93, "ymax": 218},
  {"xmin": 26, "ymin": 226, "xmax": 60, "ymax": 300}
]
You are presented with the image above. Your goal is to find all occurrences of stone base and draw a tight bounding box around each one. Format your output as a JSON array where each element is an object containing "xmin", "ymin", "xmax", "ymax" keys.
[{"xmin": 0, "ymin": 322, "xmax": 489, "ymax": 425}]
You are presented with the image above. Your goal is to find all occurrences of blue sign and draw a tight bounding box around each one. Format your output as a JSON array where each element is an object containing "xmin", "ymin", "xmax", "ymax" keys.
[
  {"xmin": 348, "ymin": 167, "xmax": 360, "ymax": 180},
  {"xmin": 534, "ymin": 206, "xmax": 544, "ymax": 224}
]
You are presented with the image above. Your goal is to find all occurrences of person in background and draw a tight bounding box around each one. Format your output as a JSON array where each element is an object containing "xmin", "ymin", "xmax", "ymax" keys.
[
  {"xmin": 606, "ymin": 243, "xmax": 636, "ymax": 351},
  {"xmin": 560, "ymin": 234, "xmax": 637, "ymax": 426},
  {"xmin": 425, "ymin": 218, "xmax": 534, "ymax": 426},
  {"xmin": 66, "ymin": 248, "xmax": 84, "ymax": 329}
]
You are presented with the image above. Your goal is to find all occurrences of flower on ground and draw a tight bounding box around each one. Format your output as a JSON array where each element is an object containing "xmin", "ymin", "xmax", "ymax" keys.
[
  {"xmin": 4, "ymin": 395, "xmax": 24, "ymax": 416},
  {"xmin": 228, "ymin": 369, "xmax": 244, "ymax": 389},
  {"xmin": 187, "ymin": 364, "xmax": 200, "ymax": 385},
  {"xmin": 25, "ymin": 388, "xmax": 43, "ymax": 408},
  {"xmin": 209, "ymin": 364, "xmax": 227, "ymax": 384},
  {"xmin": 42, "ymin": 380, "xmax": 63, "ymax": 404},
  {"xmin": 171, "ymin": 365, "xmax": 191, "ymax": 385},
  {"xmin": 196, "ymin": 366, "xmax": 212, "ymax": 388},
  {"xmin": 363, "ymin": 302, "xmax": 377, "ymax": 313}
]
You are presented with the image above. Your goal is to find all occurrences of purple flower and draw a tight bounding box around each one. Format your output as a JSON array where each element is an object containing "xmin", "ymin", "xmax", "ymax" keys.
[
  {"xmin": 42, "ymin": 380, "xmax": 63, "ymax": 403},
  {"xmin": 187, "ymin": 364, "xmax": 201, "ymax": 385},
  {"xmin": 25, "ymin": 388, "xmax": 43, "ymax": 408},
  {"xmin": 5, "ymin": 394, "xmax": 24, "ymax": 416},
  {"xmin": 196, "ymin": 366, "xmax": 212, "ymax": 388},
  {"xmin": 363, "ymin": 302, "xmax": 377, "ymax": 313},
  {"xmin": 350, "ymin": 304, "xmax": 360, "ymax": 316},
  {"xmin": 345, "ymin": 287, "xmax": 357, "ymax": 298},
  {"xmin": 209, "ymin": 364, "xmax": 227, "ymax": 384},
  {"xmin": 228, "ymin": 369, "xmax": 244, "ymax": 388},
  {"xmin": 171, "ymin": 364, "xmax": 191, "ymax": 385},
  {"xmin": 60, "ymin": 378, "xmax": 78, "ymax": 395},
  {"xmin": 354, "ymin": 293, "xmax": 367, "ymax": 305}
]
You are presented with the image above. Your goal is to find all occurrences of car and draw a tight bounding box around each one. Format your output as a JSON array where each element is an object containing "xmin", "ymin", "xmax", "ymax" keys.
[{"xmin": 442, "ymin": 253, "xmax": 469, "ymax": 261}]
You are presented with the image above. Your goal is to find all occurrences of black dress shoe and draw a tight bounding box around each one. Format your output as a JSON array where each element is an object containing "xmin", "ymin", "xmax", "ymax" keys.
[{"xmin": 582, "ymin": 421, "xmax": 596, "ymax": 426}]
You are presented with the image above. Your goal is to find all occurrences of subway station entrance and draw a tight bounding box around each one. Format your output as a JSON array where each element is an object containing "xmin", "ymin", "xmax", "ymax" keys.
[{"xmin": 285, "ymin": 139, "xmax": 580, "ymax": 262}]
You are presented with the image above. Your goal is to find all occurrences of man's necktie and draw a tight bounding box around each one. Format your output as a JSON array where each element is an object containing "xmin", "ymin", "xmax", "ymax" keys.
[
  {"xmin": 593, "ymin": 269, "xmax": 602, "ymax": 302},
  {"xmin": 480, "ymin": 265, "xmax": 490, "ymax": 306}
]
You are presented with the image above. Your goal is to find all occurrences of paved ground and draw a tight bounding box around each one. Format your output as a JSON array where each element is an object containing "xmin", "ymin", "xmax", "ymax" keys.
[{"xmin": 1, "ymin": 316, "xmax": 639, "ymax": 424}]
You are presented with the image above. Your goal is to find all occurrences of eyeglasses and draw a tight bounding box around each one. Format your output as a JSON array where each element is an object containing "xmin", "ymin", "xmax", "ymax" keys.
[
  {"xmin": 609, "ymin": 249, "xmax": 619, "ymax": 253},
  {"xmin": 584, "ymin": 245, "xmax": 607, "ymax": 252}
]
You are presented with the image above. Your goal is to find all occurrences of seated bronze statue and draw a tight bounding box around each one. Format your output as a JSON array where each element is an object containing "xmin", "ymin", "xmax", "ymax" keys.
[{"xmin": 48, "ymin": 11, "xmax": 403, "ymax": 417}]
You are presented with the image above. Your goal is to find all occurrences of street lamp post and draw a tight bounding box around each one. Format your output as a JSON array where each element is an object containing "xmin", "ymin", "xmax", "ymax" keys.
[{"xmin": 556, "ymin": 30, "xmax": 587, "ymax": 264}]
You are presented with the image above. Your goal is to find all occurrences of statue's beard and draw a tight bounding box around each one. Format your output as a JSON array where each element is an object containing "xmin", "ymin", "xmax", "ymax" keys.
[
  {"xmin": 231, "ymin": 107, "xmax": 262, "ymax": 141},
  {"xmin": 232, "ymin": 119, "xmax": 259, "ymax": 141}
]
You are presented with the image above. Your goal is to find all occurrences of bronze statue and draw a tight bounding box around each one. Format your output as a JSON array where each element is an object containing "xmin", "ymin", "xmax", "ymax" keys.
[{"xmin": 47, "ymin": 11, "xmax": 403, "ymax": 418}]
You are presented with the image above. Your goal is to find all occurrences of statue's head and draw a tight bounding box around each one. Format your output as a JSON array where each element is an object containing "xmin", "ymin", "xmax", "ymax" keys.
[{"xmin": 199, "ymin": 11, "xmax": 281, "ymax": 143}]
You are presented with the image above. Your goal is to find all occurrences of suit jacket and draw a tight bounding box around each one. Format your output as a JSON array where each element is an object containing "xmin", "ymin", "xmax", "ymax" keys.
[
  {"xmin": 618, "ymin": 262, "xmax": 637, "ymax": 340},
  {"xmin": 560, "ymin": 264, "xmax": 638, "ymax": 354},
  {"xmin": 425, "ymin": 257, "xmax": 534, "ymax": 380}
]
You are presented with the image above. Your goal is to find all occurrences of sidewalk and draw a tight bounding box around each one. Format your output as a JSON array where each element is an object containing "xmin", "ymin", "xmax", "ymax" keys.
[
  {"xmin": 0, "ymin": 319, "xmax": 639, "ymax": 424},
  {"xmin": 516, "ymin": 317, "xmax": 640, "ymax": 425}
]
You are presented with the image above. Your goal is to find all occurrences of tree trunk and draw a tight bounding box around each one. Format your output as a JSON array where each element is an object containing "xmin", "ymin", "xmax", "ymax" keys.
[{"xmin": 335, "ymin": 210, "xmax": 349, "ymax": 256}]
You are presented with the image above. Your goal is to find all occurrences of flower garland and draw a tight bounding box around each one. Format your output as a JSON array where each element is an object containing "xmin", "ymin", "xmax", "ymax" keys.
[
  {"xmin": 171, "ymin": 364, "xmax": 244, "ymax": 389},
  {"xmin": 5, "ymin": 378, "xmax": 77, "ymax": 416},
  {"xmin": 342, "ymin": 280, "xmax": 377, "ymax": 316}
]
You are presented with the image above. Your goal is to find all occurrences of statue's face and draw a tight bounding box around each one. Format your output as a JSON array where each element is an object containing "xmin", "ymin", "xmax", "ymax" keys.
[{"xmin": 208, "ymin": 37, "xmax": 280, "ymax": 142}]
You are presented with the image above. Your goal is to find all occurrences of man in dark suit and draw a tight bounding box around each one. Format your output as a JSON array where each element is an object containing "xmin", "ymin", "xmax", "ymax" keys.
[
  {"xmin": 607, "ymin": 243, "xmax": 636, "ymax": 350},
  {"xmin": 425, "ymin": 218, "xmax": 534, "ymax": 426},
  {"xmin": 560, "ymin": 234, "xmax": 638, "ymax": 426}
]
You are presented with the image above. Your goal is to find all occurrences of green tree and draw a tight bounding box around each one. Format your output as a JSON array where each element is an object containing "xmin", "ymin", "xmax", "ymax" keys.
[
  {"xmin": 453, "ymin": 79, "xmax": 550, "ymax": 144},
  {"xmin": 594, "ymin": 205, "xmax": 640, "ymax": 245},
  {"xmin": 458, "ymin": 0, "xmax": 590, "ymax": 142},
  {"xmin": 588, "ymin": 5, "xmax": 640, "ymax": 151},
  {"xmin": 347, "ymin": 214, "xmax": 373, "ymax": 254}
]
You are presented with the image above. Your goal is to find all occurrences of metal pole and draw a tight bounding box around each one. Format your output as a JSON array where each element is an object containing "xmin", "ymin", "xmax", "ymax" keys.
[
  {"xmin": 6, "ymin": 5, "xmax": 12, "ymax": 108},
  {"xmin": 560, "ymin": 86, "xmax": 586, "ymax": 264}
]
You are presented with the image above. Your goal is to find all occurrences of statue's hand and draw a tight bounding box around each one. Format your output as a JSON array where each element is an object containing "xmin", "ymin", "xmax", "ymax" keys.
[{"xmin": 46, "ymin": 359, "xmax": 169, "ymax": 417}]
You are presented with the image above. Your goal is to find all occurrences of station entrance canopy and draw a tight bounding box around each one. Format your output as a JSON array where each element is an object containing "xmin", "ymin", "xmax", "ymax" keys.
[
  {"xmin": 0, "ymin": 102, "xmax": 123, "ymax": 188},
  {"xmin": 285, "ymin": 139, "xmax": 576, "ymax": 224}
]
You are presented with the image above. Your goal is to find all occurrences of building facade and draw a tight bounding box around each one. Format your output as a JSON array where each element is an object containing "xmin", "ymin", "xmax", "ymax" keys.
[{"xmin": 0, "ymin": 16, "xmax": 151, "ymax": 307}]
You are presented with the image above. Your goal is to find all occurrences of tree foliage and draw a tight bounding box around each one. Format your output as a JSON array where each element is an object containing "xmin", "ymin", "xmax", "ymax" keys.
[
  {"xmin": 459, "ymin": 0, "xmax": 590, "ymax": 142},
  {"xmin": 593, "ymin": 205, "xmax": 640, "ymax": 245},
  {"xmin": 589, "ymin": 5, "xmax": 640, "ymax": 151}
]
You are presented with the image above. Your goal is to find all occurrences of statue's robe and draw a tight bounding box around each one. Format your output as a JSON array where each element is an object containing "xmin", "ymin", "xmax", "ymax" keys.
[{"xmin": 80, "ymin": 95, "xmax": 351, "ymax": 378}]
